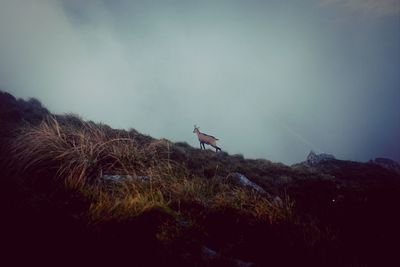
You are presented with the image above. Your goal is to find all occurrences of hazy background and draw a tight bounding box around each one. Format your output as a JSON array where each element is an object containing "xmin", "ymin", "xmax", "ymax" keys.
[{"xmin": 0, "ymin": 0, "xmax": 399, "ymax": 164}]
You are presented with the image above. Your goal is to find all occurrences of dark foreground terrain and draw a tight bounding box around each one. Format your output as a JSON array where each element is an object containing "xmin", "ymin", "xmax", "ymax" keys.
[{"xmin": 1, "ymin": 91, "xmax": 399, "ymax": 266}]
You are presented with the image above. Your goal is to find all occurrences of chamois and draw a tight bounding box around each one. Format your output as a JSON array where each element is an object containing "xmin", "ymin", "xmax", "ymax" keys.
[{"xmin": 193, "ymin": 125, "xmax": 221, "ymax": 152}]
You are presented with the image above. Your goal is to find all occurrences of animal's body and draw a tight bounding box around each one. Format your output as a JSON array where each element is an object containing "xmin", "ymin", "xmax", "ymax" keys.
[{"xmin": 193, "ymin": 125, "xmax": 221, "ymax": 152}]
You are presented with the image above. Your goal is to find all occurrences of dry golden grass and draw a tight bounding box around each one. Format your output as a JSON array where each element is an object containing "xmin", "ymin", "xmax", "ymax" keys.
[
  {"xmin": 211, "ymin": 188, "xmax": 295, "ymax": 223},
  {"xmin": 10, "ymin": 116, "xmax": 164, "ymax": 188},
  {"xmin": 9, "ymin": 115, "xmax": 295, "ymax": 224}
]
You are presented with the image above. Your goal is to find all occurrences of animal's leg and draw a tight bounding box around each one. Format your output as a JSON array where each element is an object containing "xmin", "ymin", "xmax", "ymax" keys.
[
  {"xmin": 200, "ymin": 142, "xmax": 203, "ymax": 149},
  {"xmin": 210, "ymin": 144, "xmax": 221, "ymax": 152}
]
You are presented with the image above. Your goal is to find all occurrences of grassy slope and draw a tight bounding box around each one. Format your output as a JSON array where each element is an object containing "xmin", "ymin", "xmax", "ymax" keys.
[{"xmin": 1, "ymin": 91, "xmax": 399, "ymax": 266}]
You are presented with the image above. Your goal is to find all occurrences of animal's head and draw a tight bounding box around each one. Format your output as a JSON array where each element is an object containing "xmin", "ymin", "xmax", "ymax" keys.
[{"xmin": 193, "ymin": 125, "xmax": 200, "ymax": 134}]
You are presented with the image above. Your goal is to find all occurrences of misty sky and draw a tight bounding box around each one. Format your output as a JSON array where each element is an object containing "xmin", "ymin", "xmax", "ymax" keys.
[{"xmin": 1, "ymin": 0, "xmax": 399, "ymax": 164}]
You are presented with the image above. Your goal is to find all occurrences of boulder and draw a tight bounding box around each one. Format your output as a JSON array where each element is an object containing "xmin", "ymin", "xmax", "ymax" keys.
[
  {"xmin": 307, "ymin": 150, "xmax": 335, "ymax": 165},
  {"xmin": 230, "ymin": 172, "xmax": 266, "ymax": 194}
]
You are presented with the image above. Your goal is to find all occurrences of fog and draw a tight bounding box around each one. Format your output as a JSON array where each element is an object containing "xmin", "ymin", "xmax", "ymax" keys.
[{"xmin": 1, "ymin": 0, "xmax": 399, "ymax": 164}]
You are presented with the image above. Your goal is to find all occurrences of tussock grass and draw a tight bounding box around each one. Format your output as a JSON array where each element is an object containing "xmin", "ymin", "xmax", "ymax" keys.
[
  {"xmin": 9, "ymin": 115, "xmax": 295, "ymax": 225},
  {"xmin": 10, "ymin": 116, "xmax": 161, "ymax": 188}
]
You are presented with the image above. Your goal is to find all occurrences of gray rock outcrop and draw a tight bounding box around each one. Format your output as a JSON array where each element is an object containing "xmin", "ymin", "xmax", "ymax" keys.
[
  {"xmin": 306, "ymin": 150, "xmax": 335, "ymax": 165},
  {"xmin": 229, "ymin": 172, "xmax": 266, "ymax": 194}
]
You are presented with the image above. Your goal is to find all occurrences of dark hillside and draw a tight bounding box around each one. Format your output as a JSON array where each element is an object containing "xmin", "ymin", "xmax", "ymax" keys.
[{"xmin": 1, "ymin": 91, "xmax": 399, "ymax": 266}]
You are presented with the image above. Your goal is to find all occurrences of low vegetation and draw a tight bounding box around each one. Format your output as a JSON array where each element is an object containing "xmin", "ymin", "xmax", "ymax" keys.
[
  {"xmin": 8, "ymin": 115, "xmax": 293, "ymax": 223},
  {"xmin": 1, "ymin": 91, "xmax": 399, "ymax": 266}
]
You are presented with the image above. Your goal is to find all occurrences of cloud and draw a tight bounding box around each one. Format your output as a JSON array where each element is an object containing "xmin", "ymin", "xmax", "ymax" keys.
[
  {"xmin": 319, "ymin": 0, "xmax": 400, "ymax": 16},
  {"xmin": 0, "ymin": 0, "xmax": 399, "ymax": 163}
]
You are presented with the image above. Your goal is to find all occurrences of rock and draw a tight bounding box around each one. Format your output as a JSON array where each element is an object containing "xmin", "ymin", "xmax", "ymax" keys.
[
  {"xmin": 369, "ymin": 158, "xmax": 400, "ymax": 174},
  {"xmin": 272, "ymin": 196, "xmax": 283, "ymax": 207},
  {"xmin": 137, "ymin": 176, "xmax": 150, "ymax": 181},
  {"xmin": 200, "ymin": 246, "xmax": 254, "ymax": 267},
  {"xmin": 201, "ymin": 246, "xmax": 218, "ymax": 261},
  {"xmin": 231, "ymin": 173, "xmax": 266, "ymax": 194},
  {"xmin": 306, "ymin": 150, "xmax": 335, "ymax": 165},
  {"xmin": 102, "ymin": 174, "xmax": 133, "ymax": 181},
  {"xmin": 235, "ymin": 259, "xmax": 254, "ymax": 267}
]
